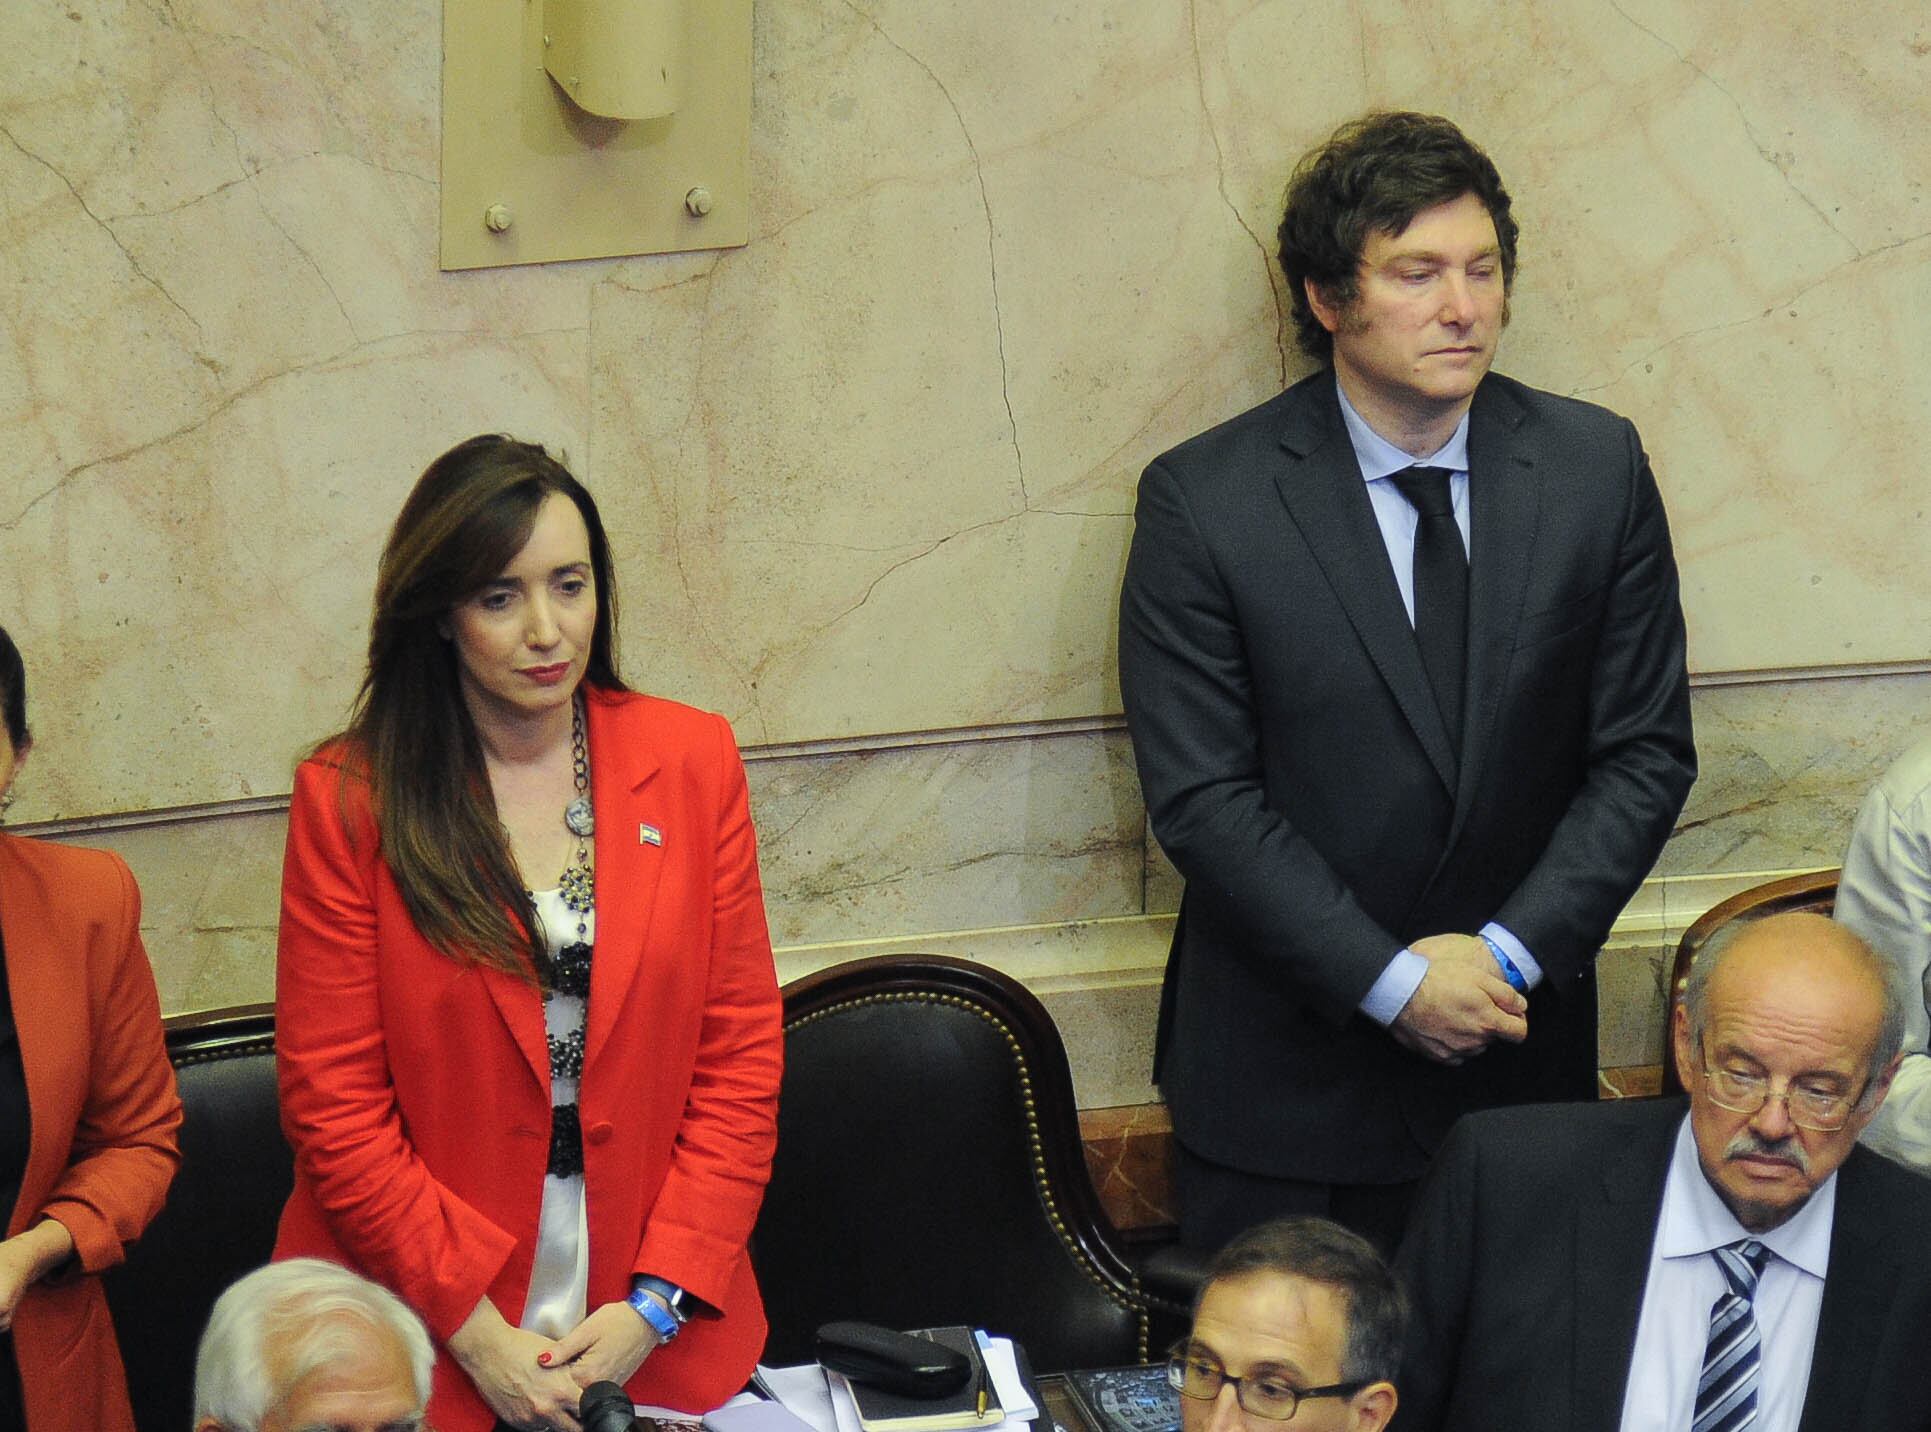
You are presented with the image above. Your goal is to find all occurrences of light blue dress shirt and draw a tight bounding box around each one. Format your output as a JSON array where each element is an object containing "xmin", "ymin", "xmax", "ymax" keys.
[
  {"xmin": 1329, "ymin": 380, "xmax": 1543, "ymax": 1025},
  {"xmin": 1616, "ymin": 1117, "xmax": 1829, "ymax": 1432}
]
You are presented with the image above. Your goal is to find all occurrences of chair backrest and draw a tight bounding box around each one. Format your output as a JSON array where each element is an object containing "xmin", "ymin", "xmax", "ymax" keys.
[
  {"xmin": 106, "ymin": 1005, "xmax": 290, "ymax": 1432},
  {"xmin": 751, "ymin": 954, "xmax": 1147, "ymax": 1372},
  {"xmin": 1659, "ymin": 869, "xmax": 1839, "ymax": 1095}
]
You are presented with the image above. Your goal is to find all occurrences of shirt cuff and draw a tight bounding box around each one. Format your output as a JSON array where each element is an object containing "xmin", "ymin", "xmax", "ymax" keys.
[
  {"xmin": 1480, "ymin": 921, "xmax": 1542, "ymax": 990},
  {"xmin": 1360, "ymin": 948, "xmax": 1430, "ymax": 1026}
]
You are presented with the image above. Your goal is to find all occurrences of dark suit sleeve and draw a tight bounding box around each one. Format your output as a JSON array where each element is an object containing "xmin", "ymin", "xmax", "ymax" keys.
[
  {"xmin": 1390, "ymin": 1119, "xmax": 1482, "ymax": 1432},
  {"xmin": 1119, "ymin": 457, "xmax": 1400, "ymax": 1021},
  {"xmin": 1491, "ymin": 432, "xmax": 1694, "ymax": 985}
]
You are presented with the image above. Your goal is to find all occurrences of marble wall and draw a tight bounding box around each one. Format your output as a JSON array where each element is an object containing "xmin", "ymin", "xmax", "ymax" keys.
[
  {"xmin": 37, "ymin": 668, "xmax": 1931, "ymax": 1107},
  {"xmin": 5, "ymin": 2, "xmax": 1928, "ymax": 1106}
]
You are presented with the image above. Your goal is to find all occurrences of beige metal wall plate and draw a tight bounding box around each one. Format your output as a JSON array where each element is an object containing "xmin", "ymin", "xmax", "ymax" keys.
[
  {"xmin": 544, "ymin": 0, "xmax": 685, "ymax": 120},
  {"xmin": 440, "ymin": 0, "xmax": 749, "ymax": 270}
]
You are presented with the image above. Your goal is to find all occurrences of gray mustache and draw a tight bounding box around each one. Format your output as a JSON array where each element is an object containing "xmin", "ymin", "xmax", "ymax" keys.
[{"xmin": 1725, "ymin": 1129, "xmax": 1812, "ymax": 1174}]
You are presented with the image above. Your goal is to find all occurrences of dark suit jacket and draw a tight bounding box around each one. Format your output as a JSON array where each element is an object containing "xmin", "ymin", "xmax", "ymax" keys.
[
  {"xmin": 274, "ymin": 685, "xmax": 783, "ymax": 1432},
  {"xmin": 1393, "ymin": 1099, "xmax": 1931, "ymax": 1432},
  {"xmin": 1117, "ymin": 369, "xmax": 1695, "ymax": 1181}
]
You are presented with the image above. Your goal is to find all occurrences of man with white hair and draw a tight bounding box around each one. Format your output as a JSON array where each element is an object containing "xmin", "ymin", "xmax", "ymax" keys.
[{"xmin": 194, "ymin": 1259, "xmax": 434, "ymax": 1432}]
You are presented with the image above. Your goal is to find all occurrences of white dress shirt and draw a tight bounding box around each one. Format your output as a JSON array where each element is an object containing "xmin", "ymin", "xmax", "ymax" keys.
[
  {"xmin": 1334, "ymin": 379, "xmax": 1473, "ymax": 621},
  {"xmin": 521, "ymin": 887, "xmax": 594, "ymax": 1338},
  {"xmin": 1331, "ymin": 380, "xmax": 1544, "ymax": 1021},
  {"xmin": 1836, "ymin": 732, "xmax": 1931, "ymax": 1171},
  {"xmin": 1617, "ymin": 1117, "xmax": 1832, "ymax": 1432}
]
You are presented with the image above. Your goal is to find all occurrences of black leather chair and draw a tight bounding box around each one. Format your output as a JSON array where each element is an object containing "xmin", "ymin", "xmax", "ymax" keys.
[
  {"xmin": 101, "ymin": 958, "xmax": 1148, "ymax": 1424},
  {"xmin": 751, "ymin": 954, "xmax": 1149, "ymax": 1372},
  {"xmin": 106, "ymin": 1005, "xmax": 290, "ymax": 1432}
]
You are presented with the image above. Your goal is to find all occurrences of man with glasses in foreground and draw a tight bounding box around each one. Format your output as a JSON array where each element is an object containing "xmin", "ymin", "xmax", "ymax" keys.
[
  {"xmin": 1171, "ymin": 1217, "xmax": 1405, "ymax": 1432},
  {"xmin": 1392, "ymin": 911, "xmax": 1931, "ymax": 1431}
]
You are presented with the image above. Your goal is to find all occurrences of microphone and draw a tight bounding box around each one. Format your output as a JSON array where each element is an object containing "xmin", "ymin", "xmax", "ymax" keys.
[{"xmin": 578, "ymin": 1382, "xmax": 659, "ymax": 1432}]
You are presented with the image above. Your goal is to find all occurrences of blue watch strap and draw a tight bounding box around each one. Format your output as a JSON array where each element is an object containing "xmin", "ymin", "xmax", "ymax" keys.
[
  {"xmin": 632, "ymin": 1275, "xmax": 690, "ymax": 1322},
  {"xmin": 1480, "ymin": 933, "xmax": 1529, "ymax": 993},
  {"xmin": 628, "ymin": 1285, "xmax": 681, "ymax": 1341}
]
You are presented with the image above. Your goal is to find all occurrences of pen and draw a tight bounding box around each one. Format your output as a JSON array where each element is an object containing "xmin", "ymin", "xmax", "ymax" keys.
[{"xmin": 972, "ymin": 1330, "xmax": 989, "ymax": 1418}]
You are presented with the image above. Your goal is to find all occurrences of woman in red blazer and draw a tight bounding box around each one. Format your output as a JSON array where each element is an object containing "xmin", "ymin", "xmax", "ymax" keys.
[
  {"xmin": 274, "ymin": 436, "xmax": 782, "ymax": 1432},
  {"xmin": 0, "ymin": 627, "xmax": 182, "ymax": 1432}
]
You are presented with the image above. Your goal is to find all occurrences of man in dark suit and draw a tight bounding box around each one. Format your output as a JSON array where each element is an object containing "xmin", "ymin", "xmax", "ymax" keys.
[
  {"xmin": 1117, "ymin": 111, "xmax": 1696, "ymax": 1251},
  {"xmin": 1393, "ymin": 912, "xmax": 1931, "ymax": 1432}
]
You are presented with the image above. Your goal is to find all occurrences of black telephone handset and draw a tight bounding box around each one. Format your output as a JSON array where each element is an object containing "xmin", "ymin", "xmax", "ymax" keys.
[{"xmin": 815, "ymin": 1321, "xmax": 974, "ymax": 1398}]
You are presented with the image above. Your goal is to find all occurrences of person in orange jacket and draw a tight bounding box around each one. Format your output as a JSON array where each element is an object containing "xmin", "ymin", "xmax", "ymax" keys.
[{"xmin": 0, "ymin": 624, "xmax": 183, "ymax": 1432}]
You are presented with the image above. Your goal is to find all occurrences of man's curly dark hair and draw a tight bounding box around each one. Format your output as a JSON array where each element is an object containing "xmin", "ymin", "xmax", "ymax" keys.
[{"xmin": 1277, "ymin": 111, "xmax": 1519, "ymax": 362}]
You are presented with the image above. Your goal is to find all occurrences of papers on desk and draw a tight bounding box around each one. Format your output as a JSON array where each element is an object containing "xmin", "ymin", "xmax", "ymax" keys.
[
  {"xmin": 757, "ymin": 1336, "xmax": 1039, "ymax": 1432},
  {"xmin": 651, "ymin": 1391, "xmax": 763, "ymax": 1432},
  {"xmin": 754, "ymin": 1364, "xmax": 840, "ymax": 1432},
  {"xmin": 978, "ymin": 1337, "xmax": 1039, "ymax": 1422}
]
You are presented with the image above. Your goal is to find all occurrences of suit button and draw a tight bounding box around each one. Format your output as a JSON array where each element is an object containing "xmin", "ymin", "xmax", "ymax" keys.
[{"xmin": 587, "ymin": 1121, "xmax": 615, "ymax": 1145}]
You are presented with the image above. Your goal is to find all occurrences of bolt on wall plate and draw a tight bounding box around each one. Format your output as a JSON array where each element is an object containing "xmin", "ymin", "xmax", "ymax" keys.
[{"xmin": 440, "ymin": 0, "xmax": 750, "ymax": 270}]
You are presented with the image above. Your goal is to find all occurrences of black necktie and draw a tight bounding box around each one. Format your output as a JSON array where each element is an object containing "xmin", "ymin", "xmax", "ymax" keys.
[{"xmin": 1389, "ymin": 466, "xmax": 1468, "ymax": 748}]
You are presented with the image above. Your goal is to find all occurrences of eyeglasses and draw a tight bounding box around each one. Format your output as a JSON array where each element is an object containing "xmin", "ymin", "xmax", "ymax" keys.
[
  {"xmin": 1698, "ymin": 1062, "xmax": 1866, "ymax": 1132},
  {"xmin": 1165, "ymin": 1346, "xmax": 1369, "ymax": 1421}
]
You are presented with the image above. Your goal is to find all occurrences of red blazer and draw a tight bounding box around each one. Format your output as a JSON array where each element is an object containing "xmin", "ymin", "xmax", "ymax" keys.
[
  {"xmin": 274, "ymin": 687, "xmax": 783, "ymax": 1432},
  {"xmin": 0, "ymin": 834, "xmax": 182, "ymax": 1432}
]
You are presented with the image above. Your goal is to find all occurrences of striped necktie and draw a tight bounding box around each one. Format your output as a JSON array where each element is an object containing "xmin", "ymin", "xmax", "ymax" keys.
[{"xmin": 1692, "ymin": 1239, "xmax": 1772, "ymax": 1432}]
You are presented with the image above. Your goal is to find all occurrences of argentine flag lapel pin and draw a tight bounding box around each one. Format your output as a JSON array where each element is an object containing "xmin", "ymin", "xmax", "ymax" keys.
[{"xmin": 639, "ymin": 823, "xmax": 663, "ymax": 847}]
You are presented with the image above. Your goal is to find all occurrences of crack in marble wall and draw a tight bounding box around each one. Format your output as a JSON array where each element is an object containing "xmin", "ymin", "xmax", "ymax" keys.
[
  {"xmin": 1188, "ymin": 0, "xmax": 1291, "ymax": 387},
  {"xmin": 0, "ymin": 121, "xmax": 209, "ymax": 344},
  {"xmin": 251, "ymin": 192, "xmax": 363, "ymax": 342},
  {"xmin": 841, "ymin": 0, "xmax": 1028, "ymax": 504},
  {"xmin": 7, "ymin": 325, "xmax": 586, "ymax": 536},
  {"xmin": 1607, "ymin": 2, "xmax": 1861, "ymax": 255},
  {"xmin": 649, "ymin": 249, "xmax": 775, "ymax": 742},
  {"xmin": 1572, "ymin": 229, "xmax": 1929, "ymax": 401}
]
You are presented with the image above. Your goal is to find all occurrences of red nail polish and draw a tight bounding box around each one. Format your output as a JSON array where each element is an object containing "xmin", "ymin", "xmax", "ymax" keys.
[{"xmin": 538, "ymin": 1352, "xmax": 553, "ymax": 1366}]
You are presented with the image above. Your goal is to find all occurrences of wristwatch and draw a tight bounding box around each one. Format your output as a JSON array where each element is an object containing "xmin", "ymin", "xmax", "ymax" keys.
[{"xmin": 627, "ymin": 1276, "xmax": 689, "ymax": 1342}]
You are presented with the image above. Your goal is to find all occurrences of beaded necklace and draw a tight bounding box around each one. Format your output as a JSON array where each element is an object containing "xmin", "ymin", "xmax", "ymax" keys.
[{"xmin": 543, "ymin": 695, "xmax": 594, "ymax": 1178}]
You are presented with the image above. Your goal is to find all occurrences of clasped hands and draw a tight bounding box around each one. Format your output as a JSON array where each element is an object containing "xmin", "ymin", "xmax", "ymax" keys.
[
  {"xmin": 0, "ymin": 1218, "xmax": 77, "ymax": 1334},
  {"xmin": 450, "ymin": 1296, "xmax": 661, "ymax": 1432},
  {"xmin": 1388, "ymin": 932, "xmax": 1529, "ymax": 1065}
]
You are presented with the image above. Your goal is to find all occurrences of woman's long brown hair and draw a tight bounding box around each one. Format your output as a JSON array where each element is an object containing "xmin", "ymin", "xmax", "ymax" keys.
[{"xmin": 331, "ymin": 435, "xmax": 626, "ymax": 983}]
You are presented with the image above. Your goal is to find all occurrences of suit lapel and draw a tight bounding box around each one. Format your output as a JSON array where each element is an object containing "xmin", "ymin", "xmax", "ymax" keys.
[
  {"xmin": 480, "ymin": 963, "xmax": 550, "ymax": 1089},
  {"xmin": 1445, "ymin": 381, "xmax": 1538, "ymax": 848},
  {"xmin": 1273, "ymin": 384, "xmax": 1458, "ymax": 792},
  {"xmin": 582, "ymin": 692, "xmax": 666, "ymax": 1073},
  {"xmin": 1571, "ymin": 1106, "xmax": 1678, "ymax": 1431},
  {"xmin": 1796, "ymin": 1155, "xmax": 1894, "ymax": 1432}
]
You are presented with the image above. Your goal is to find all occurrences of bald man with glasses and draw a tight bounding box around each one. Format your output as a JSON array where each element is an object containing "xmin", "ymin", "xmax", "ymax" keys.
[
  {"xmin": 1392, "ymin": 912, "xmax": 1931, "ymax": 1432},
  {"xmin": 1170, "ymin": 1217, "xmax": 1406, "ymax": 1432}
]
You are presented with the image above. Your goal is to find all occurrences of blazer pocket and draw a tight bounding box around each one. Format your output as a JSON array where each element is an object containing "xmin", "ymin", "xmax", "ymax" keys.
[{"xmin": 1514, "ymin": 579, "xmax": 1608, "ymax": 650}]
